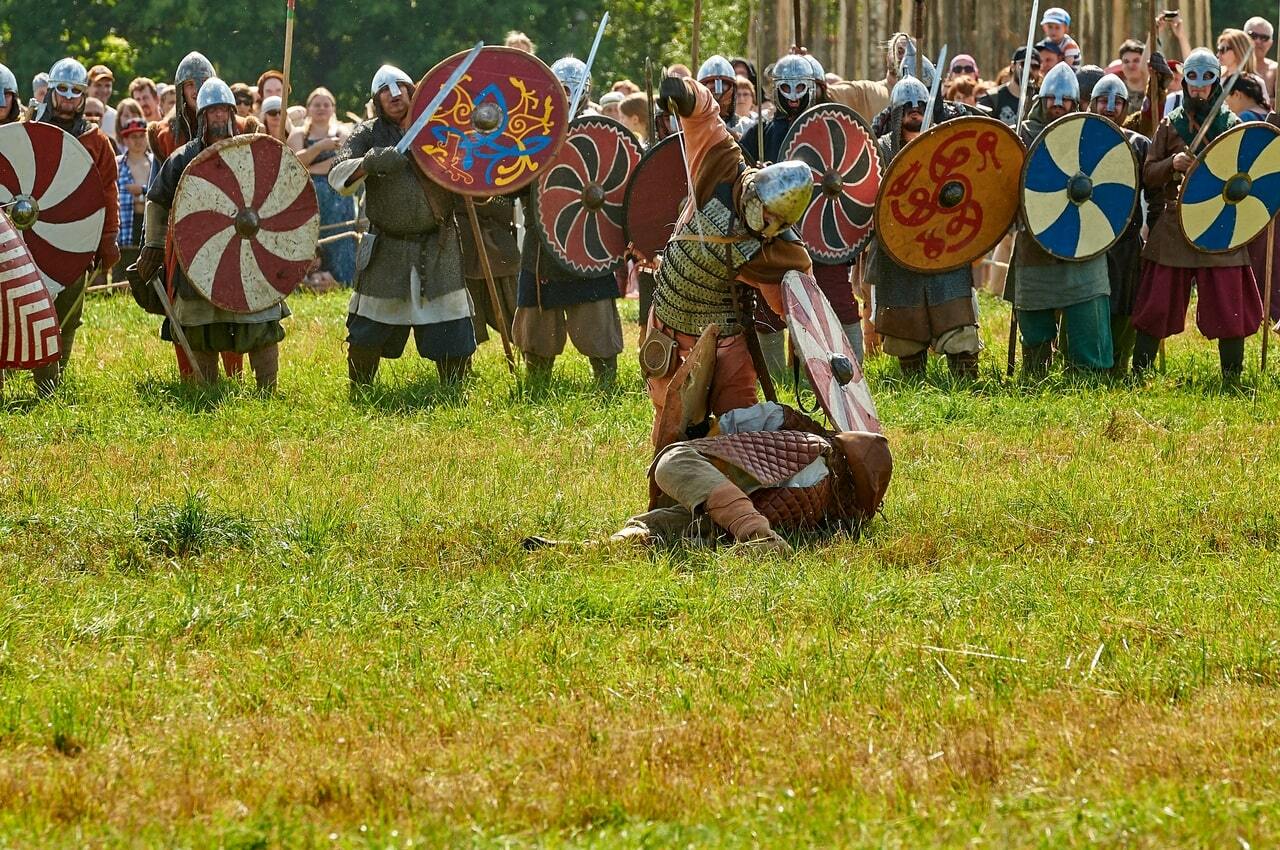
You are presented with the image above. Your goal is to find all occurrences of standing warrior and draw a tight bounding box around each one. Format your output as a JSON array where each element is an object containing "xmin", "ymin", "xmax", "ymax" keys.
[
  {"xmin": 1088, "ymin": 75, "xmax": 1151, "ymax": 373},
  {"xmin": 739, "ymin": 52, "xmax": 864, "ymax": 379},
  {"xmin": 644, "ymin": 75, "xmax": 811, "ymax": 443},
  {"xmin": 1131, "ymin": 48, "xmax": 1261, "ymax": 382},
  {"xmin": 328, "ymin": 64, "xmax": 476, "ymax": 388},
  {"xmin": 29, "ymin": 58, "xmax": 120, "ymax": 393},
  {"xmin": 1011, "ymin": 62, "xmax": 1114, "ymax": 372},
  {"xmin": 0, "ymin": 64, "xmax": 21, "ymax": 125},
  {"xmin": 698, "ymin": 55, "xmax": 745, "ymax": 139},
  {"xmin": 147, "ymin": 52, "xmax": 259, "ymax": 382},
  {"xmin": 136, "ymin": 80, "xmax": 286, "ymax": 390},
  {"xmin": 460, "ymin": 195, "xmax": 518, "ymax": 352},
  {"xmin": 512, "ymin": 57, "xmax": 624, "ymax": 388},
  {"xmin": 865, "ymin": 75, "xmax": 981, "ymax": 378}
]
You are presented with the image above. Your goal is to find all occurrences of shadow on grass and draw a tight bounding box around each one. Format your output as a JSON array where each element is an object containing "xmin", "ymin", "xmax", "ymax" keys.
[
  {"xmin": 348, "ymin": 373, "xmax": 469, "ymax": 415},
  {"xmin": 134, "ymin": 375, "xmax": 243, "ymax": 413}
]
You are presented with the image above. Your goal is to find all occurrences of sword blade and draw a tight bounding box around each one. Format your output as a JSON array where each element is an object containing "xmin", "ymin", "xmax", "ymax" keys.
[
  {"xmin": 395, "ymin": 40, "xmax": 485, "ymax": 155},
  {"xmin": 920, "ymin": 44, "xmax": 948, "ymax": 133},
  {"xmin": 1188, "ymin": 70, "xmax": 1241, "ymax": 154},
  {"xmin": 1014, "ymin": 0, "xmax": 1040, "ymax": 129},
  {"xmin": 570, "ymin": 13, "xmax": 610, "ymax": 117}
]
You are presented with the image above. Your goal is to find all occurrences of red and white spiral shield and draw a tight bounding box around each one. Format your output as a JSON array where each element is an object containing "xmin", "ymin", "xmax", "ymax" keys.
[
  {"xmin": 0, "ymin": 122, "xmax": 106, "ymax": 295},
  {"xmin": 172, "ymin": 135, "xmax": 318, "ymax": 313},
  {"xmin": 0, "ymin": 214, "xmax": 60, "ymax": 369}
]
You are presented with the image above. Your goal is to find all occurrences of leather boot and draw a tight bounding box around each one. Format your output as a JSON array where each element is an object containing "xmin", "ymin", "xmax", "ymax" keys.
[
  {"xmin": 524, "ymin": 353, "xmax": 555, "ymax": 382},
  {"xmin": 946, "ymin": 351, "xmax": 979, "ymax": 379},
  {"xmin": 437, "ymin": 355, "xmax": 471, "ymax": 385},
  {"xmin": 347, "ymin": 345, "xmax": 381, "ymax": 386},
  {"xmin": 249, "ymin": 344, "xmax": 280, "ymax": 392},
  {"xmin": 31, "ymin": 362, "xmax": 60, "ymax": 397},
  {"xmin": 898, "ymin": 351, "xmax": 927, "ymax": 376},
  {"xmin": 704, "ymin": 482, "xmax": 792, "ymax": 555},
  {"xmin": 1219, "ymin": 337, "xmax": 1245, "ymax": 383},
  {"xmin": 589, "ymin": 355, "xmax": 617, "ymax": 389},
  {"xmin": 1132, "ymin": 332, "xmax": 1159, "ymax": 376},
  {"xmin": 1022, "ymin": 341, "xmax": 1053, "ymax": 375}
]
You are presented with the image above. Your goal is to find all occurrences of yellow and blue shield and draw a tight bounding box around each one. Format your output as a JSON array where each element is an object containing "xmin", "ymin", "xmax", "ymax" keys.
[{"xmin": 1179, "ymin": 121, "xmax": 1280, "ymax": 253}]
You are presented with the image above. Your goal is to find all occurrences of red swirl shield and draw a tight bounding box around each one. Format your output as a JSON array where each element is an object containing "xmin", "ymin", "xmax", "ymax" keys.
[
  {"xmin": 0, "ymin": 214, "xmax": 60, "ymax": 369},
  {"xmin": 875, "ymin": 116, "xmax": 1024, "ymax": 273},
  {"xmin": 172, "ymin": 134, "xmax": 318, "ymax": 313},
  {"xmin": 622, "ymin": 133, "xmax": 688, "ymax": 263},
  {"xmin": 783, "ymin": 270, "xmax": 880, "ymax": 434},
  {"xmin": 782, "ymin": 103, "xmax": 881, "ymax": 265},
  {"xmin": 409, "ymin": 47, "xmax": 570, "ymax": 197},
  {"xmin": 532, "ymin": 116, "xmax": 642, "ymax": 277},
  {"xmin": 0, "ymin": 122, "xmax": 106, "ymax": 292}
]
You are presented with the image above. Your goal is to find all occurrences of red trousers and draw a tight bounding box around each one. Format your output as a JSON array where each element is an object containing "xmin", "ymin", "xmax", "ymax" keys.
[{"xmin": 1132, "ymin": 261, "xmax": 1262, "ymax": 340}]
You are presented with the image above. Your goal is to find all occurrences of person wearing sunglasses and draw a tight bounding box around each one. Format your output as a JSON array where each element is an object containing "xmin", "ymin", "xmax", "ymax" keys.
[
  {"xmin": 1131, "ymin": 47, "xmax": 1261, "ymax": 385},
  {"xmin": 1216, "ymin": 29, "xmax": 1257, "ymax": 79},
  {"xmin": 1244, "ymin": 16, "xmax": 1278, "ymax": 101},
  {"xmin": 947, "ymin": 54, "xmax": 979, "ymax": 82},
  {"xmin": 28, "ymin": 58, "xmax": 121, "ymax": 394}
]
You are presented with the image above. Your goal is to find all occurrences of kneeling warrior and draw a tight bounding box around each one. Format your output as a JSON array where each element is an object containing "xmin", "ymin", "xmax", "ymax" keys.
[
  {"xmin": 644, "ymin": 75, "xmax": 812, "ymax": 445},
  {"xmin": 137, "ymin": 79, "xmax": 286, "ymax": 390},
  {"xmin": 329, "ymin": 65, "xmax": 476, "ymax": 388},
  {"xmin": 866, "ymin": 75, "xmax": 981, "ymax": 377}
]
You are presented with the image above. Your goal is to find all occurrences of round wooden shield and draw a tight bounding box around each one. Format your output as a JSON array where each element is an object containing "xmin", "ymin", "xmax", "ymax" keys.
[
  {"xmin": 1180, "ymin": 121, "xmax": 1280, "ymax": 253},
  {"xmin": 0, "ymin": 214, "xmax": 60, "ymax": 369},
  {"xmin": 622, "ymin": 133, "xmax": 687, "ymax": 262},
  {"xmin": 531, "ymin": 116, "xmax": 642, "ymax": 277},
  {"xmin": 1021, "ymin": 113, "xmax": 1139, "ymax": 261},
  {"xmin": 875, "ymin": 116, "xmax": 1024, "ymax": 274},
  {"xmin": 782, "ymin": 270, "xmax": 880, "ymax": 435},
  {"xmin": 782, "ymin": 103, "xmax": 881, "ymax": 265},
  {"xmin": 172, "ymin": 134, "xmax": 318, "ymax": 313},
  {"xmin": 409, "ymin": 46, "xmax": 570, "ymax": 197},
  {"xmin": 0, "ymin": 122, "xmax": 105, "ymax": 293}
]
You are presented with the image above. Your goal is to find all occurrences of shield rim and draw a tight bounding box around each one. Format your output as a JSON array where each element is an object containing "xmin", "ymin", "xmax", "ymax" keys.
[
  {"xmin": 1178, "ymin": 120, "xmax": 1280, "ymax": 254},
  {"xmin": 530, "ymin": 114, "xmax": 642, "ymax": 278},
  {"xmin": 1019, "ymin": 112, "xmax": 1139, "ymax": 262},
  {"xmin": 409, "ymin": 46, "xmax": 570, "ymax": 198},
  {"xmin": 780, "ymin": 101, "xmax": 881, "ymax": 265},
  {"xmin": 621, "ymin": 131, "xmax": 686, "ymax": 263},
  {"xmin": 781, "ymin": 270, "xmax": 881, "ymax": 435},
  {"xmin": 873, "ymin": 115, "xmax": 1025, "ymax": 274},
  {"xmin": 171, "ymin": 133, "xmax": 319, "ymax": 313}
]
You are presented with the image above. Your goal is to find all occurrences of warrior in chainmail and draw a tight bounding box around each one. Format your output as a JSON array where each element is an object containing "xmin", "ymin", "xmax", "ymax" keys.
[
  {"xmin": 737, "ymin": 51, "xmax": 866, "ymax": 383},
  {"xmin": 864, "ymin": 74, "xmax": 981, "ymax": 378},
  {"xmin": 512, "ymin": 56, "xmax": 624, "ymax": 389},
  {"xmin": 644, "ymin": 75, "xmax": 813, "ymax": 447},
  {"xmin": 136, "ymin": 79, "xmax": 287, "ymax": 391},
  {"xmin": 328, "ymin": 64, "xmax": 476, "ymax": 388}
]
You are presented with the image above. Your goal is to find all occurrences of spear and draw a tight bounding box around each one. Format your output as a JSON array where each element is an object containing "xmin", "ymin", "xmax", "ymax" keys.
[
  {"xmin": 278, "ymin": 0, "xmax": 296, "ymax": 141},
  {"xmin": 1007, "ymin": 0, "xmax": 1040, "ymax": 378},
  {"xmin": 692, "ymin": 0, "xmax": 702, "ymax": 70}
]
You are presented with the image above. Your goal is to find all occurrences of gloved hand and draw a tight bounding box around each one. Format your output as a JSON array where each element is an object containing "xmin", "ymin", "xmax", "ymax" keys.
[
  {"xmin": 136, "ymin": 245, "xmax": 165, "ymax": 281},
  {"xmin": 363, "ymin": 146, "xmax": 407, "ymax": 177},
  {"xmin": 96, "ymin": 237, "xmax": 121, "ymax": 272},
  {"xmin": 659, "ymin": 76, "xmax": 695, "ymax": 118}
]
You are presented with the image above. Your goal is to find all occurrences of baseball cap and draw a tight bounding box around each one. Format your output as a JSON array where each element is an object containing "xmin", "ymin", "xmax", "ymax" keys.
[
  {"xmin": 260, "ymin": 95, "xmax": 282, "ymax": 115},
  {"xmin": 88, "ymin": 64, "xmax": 113, "ymax": 83},
  {"xmin": 1012, "ymin": 46, "xmax": 1042, "ymax": 66},
  {"xmin": 119, "ymin": 117, "xmax": 146, "ymax": 137},
  {"xmin": 1036, "ymin": 39, "xmax": 1065, "ymax": 56},
  {"xmin": 1041, "ymin": 7, "xmax": 1071, "ymax": 26},
  {"xmin": 598, "ymin": 91, "xmax": 625, "ymax": 107}
]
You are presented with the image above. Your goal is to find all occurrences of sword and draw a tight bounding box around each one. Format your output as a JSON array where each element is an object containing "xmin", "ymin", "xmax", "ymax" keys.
[
  {"xmin": 920, "ymin": 44, "xmax": 947, "ymax": 133},
  {"xmin": 569, "ymin": 13, "xmax": 610, "ymax": 118},
  {"xmin": 394, "ymin": 40, "xmax": 484, "ymax": 155}
]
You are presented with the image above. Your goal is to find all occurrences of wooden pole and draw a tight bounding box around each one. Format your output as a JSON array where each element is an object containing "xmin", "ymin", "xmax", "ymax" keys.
[
  {"xmin": 692, "ymin": 0, "xmax": 702, "ymax": 70},
  {"xmin": 1264, "ymin": 222, "xmax": 1275, "ymax": 371},
  {"xmin": 278, "ymin": 0, "xmax": 296, "ymax": 142},
  {"xmin": 793, "ymin": 0, "xmax": 804, "ymax": 48},
  {"xmin": 463, "ymin": 198, "xmax": 518, "ymax": 376}
]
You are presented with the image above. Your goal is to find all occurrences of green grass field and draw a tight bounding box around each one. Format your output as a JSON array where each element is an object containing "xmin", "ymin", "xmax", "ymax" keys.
[{"xmin": 2, "ymin": 290, "xmax": 1279, "ymax": 848}]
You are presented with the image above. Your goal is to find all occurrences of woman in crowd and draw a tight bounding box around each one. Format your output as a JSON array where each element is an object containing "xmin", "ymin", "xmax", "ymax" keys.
[
  {"xmin": 259, "ymin": 94, "xmax": 286, "ymax": 139},
  {"xmin": 1217, "ymin": 29, "xmax": 1258, "ymax": 79},
  {"xmin": 288, "ymin": 87, "xmax": 354, "ymax": 288},
  {"xmin": 114, "ymin": 117, "xmax": 154, "ymax": 280}
]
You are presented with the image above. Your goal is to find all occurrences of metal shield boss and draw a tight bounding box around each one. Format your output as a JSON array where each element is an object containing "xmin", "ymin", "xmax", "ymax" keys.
[
  {"xmin": 0, "ymin": 214, "xmax": 60, "ymax": 369},
  {"xmin": 622, "ymin": 132, "xmax": 687, "ymax": 263},
  {"xmin": 781, "ymin": 102, "xmax": 881, "ymax": 264},
  {"xmin": 171, "ymin": 134, "xmax": 319, "ymax": 313},
  {"xmin": 782, "ymin": 270, "xmax": 881, "ymax": 434},
  {"xmin": 1180, "ymin": 121, "xmax": 1280, "ymax": 253},
  {"xmin": 408, "ymin": 47, "xmax": 570, "ymax": 197},
  {"xmin": 875, "ymin": 116, "xmax": 1024, "ymax": 273},
  {"xmin": 532, "ymin": 115, "xmax": 642, "ymax": 277},
  {"xmin": 1022, "ymin": 113, "xmax": 1139, "ymax": 260},
  {"xmin": 0, "ymin": 122, "xmax": 106, "ymax": 295}
]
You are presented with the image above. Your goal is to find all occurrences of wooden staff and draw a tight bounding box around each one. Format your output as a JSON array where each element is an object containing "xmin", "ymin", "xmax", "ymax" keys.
[
  {"xmin": 1264, "ymin": 222, "xmax": 1275, "ymax": 371},
  {"xmin": 464, "ymin": 198, "xmax": 517, "ymax": 375},
  {"xmin": 644, "ymin": 56, "xmax": 656, "ymax": 143},
  {"xmin": 1007, "ymin": 0, "xmax": 1040, "ymax": 377},
  {"xmin": 793, "ymin": 0, "xmax": 804, "ymax": 49},
  {"xmin": 692, "ymin": 0, "xmax": 702, "ymax": 70},
  {"xmin": 278, "ymin": 0, "xmax": 296, "ymax": 142}
]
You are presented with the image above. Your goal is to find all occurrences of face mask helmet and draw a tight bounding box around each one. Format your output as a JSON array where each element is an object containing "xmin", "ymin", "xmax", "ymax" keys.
[
  {"xmin": 1090, "ymin": 74, "xmax": 1128, "ymax": 115},
  {"xmin": 697, "ymin": 55, "xmax": 737, "ymax": 98}
]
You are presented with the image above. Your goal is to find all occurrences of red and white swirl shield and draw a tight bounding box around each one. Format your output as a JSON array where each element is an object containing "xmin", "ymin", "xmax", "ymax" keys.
[
  {"xmin": 783, "ymin": 270, "xmax": 880, "ymax": 434},
  {"xmin": 532, "ymin": 116, "xmax": 642, "ymax": 277},
  {"xmin": 782, "ymin": 103, "xmax": 881, "ymax": 265},
  {"xmin": 172, "ymin": 135, "xmax": 319, "ymax": 313},
  {"xmin": 0, "ymin": 214, "xmax": 60, "ymax": 369},
  {"xmin": 0, "ymin": 122, "xmax": 105, "ymax": 295}
]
